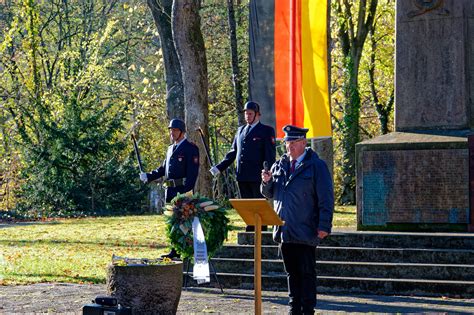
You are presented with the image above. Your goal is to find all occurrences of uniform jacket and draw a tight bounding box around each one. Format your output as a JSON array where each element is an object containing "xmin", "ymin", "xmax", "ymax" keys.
[
  {"xmin": 147, "ymin": 138, "xmax": 199, "ymax": 202},
  {"xmin": 216, "ymin": 121, "xmax": 276, "ymax": 182},
  {"xmin": 261, "ymin": 148, "xmax": 334, "ymax": 246}
]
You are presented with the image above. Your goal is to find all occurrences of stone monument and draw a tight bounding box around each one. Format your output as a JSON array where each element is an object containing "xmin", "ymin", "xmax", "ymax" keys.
[{"xmin": 356, "ymin": 0, "xmax": 473, "ymax": 231}]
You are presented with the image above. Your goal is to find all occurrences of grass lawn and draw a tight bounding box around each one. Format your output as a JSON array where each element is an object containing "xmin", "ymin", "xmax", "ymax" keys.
[{"xmin": 0, "ymin": 206, "xmax": 355, "ymax": 285}]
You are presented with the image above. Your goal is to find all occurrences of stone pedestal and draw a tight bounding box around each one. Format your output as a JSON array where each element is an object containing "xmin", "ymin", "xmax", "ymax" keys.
[
  {"xmin": 469, "ymin": 135, "xmax": 474, "ymax": 232},
  {"xmin": 311, "ymin": 137, "xmax": 333, "ymax": 179},
  {"xmin": 357, "ymin": 132, "xmax": 469, "ymax": 231},
  {"xmin": 107, "ymin": 263, "xmax": 183, "ymax": 314},
  {"xmin": 357, "ymin": 0, "xmax": 473, "ymax": 231}
]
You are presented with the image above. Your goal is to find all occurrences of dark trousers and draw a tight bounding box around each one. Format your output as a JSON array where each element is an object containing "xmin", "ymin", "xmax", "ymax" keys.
[
  {"xmin": 238, "ymin": 181, "xmax": 262, "ymax": 198},
  {"xmin": 238, "ymin": 181, "xmax": 267, "ymax": 231},
  {"xmin": 164, "ymin": 187, "xmax": 184, "ymax": 257},
  {"xmin": 281, "ymin": 243, "xmax": 317, "ymax": 315},
  {"xmin": 165, "ymin": 186, "xmax": 186, "ymax": 203}
]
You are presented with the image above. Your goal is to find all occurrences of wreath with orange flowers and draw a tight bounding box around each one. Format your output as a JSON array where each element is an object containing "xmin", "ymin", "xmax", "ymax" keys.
[{"xmin": 164, "ymin": 193, "xmax": 229, "ymax": 260}]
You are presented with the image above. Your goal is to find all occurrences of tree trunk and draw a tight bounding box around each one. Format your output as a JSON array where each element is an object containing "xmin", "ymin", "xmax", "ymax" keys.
[
  {"xmin": 335, "ymin": 0, "xmax": 378, "ymax": 205},
  {"xmin": 340, "ymin": 55, "xmax": 361, "ymax": 205},
  {"xmin": 226, "ymin": 0, "xmax": 245, "ymax": 126},
  {"xmin": 147, "ymin": 0, "xmax": 185, "ymax": 120},
  {"xmin": 172, "ymin": 0, "xmax": 212, "ymax": 197},
  {"xmin": 368, "ymin": 23, "xmax": 393, "ymax": 136}
]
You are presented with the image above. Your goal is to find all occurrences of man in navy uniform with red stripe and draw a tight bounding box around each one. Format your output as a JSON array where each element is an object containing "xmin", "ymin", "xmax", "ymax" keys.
[
  {"xmin": 140, "ymin": 118, "xmax": 199, "ymax": 258},
  {"xmin": 210, "ymin": 101, "xmax": 276, "ymax": 231}
]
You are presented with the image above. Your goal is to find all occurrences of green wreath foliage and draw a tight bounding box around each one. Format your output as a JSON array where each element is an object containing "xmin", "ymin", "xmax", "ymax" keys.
[{"xmin": 165, "ymin": 193, "xmax": 230, "ymax": 260}]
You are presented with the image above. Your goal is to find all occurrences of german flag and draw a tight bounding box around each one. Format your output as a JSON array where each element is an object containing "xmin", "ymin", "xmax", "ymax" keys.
[{"xmin": 249, "ymin": 0, "xmax": 331, "ymax": 139}]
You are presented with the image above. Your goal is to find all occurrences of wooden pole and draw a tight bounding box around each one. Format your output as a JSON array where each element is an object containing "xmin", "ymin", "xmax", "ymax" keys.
[{"xmin": 254, "ymin": 213, "xmax": 262, "ymax": 315}]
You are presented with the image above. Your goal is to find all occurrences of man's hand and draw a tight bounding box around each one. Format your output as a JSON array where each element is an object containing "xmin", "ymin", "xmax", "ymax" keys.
[
  {"xmin": 261, "ymin": 169, "xmax": 272, "ymax": 183},
  {"xmin": 139, "ymin": 172, "xmax": 148, "ymax": 183},
  {"xmin": 209, "ymin": 166, "xmax": 220, "ymax": 176},
  {"xmin": 317, "ymin": 230, "xmax": 329, "ymax": 239}
]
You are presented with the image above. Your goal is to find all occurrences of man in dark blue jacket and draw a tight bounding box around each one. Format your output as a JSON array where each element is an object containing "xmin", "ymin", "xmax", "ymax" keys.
[
  {"xmin": 140, "ymin": 118, "xmax": 199, "ymax": 258},
  {"xmin": 261, "ymin": 125, "xmax": 334, "ymax": 315},
  {"xmin": 210, "ymin": 101, "xmax": 276, "ymax": 231}
]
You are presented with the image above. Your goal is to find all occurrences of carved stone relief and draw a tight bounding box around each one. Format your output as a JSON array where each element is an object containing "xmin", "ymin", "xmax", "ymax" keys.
[{"xmin": 408, "ymin": 0, "xmax": 449, "ymax": 18}]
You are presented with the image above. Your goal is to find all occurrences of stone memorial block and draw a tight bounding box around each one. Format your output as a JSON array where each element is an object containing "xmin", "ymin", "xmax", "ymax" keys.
[
  {"xmin": 357, "ymin": 132, "xmax": 469, "ymax": 229},
  {"xmin": 395, "ymin": 0, "xmax": 473, "ymax": 131},
  {"xmin": 357, "ymin": 0, "xmax": 473, "ymax": 231}
]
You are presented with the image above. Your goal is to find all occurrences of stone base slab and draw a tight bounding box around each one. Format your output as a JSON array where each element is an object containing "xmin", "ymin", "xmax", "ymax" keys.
[{"xmin": 356, "ymin": 131, "xmax": 470, "ymax": 231}]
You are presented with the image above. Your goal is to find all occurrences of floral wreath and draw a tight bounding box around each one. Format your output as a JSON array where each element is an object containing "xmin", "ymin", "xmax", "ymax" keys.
[{"xmin": 164, "ymin": 192, "xmax": 229, "ymax": 260}]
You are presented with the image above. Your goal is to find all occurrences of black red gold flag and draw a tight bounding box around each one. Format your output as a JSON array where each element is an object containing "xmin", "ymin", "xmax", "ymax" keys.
[{"xmin": 249, "ymin": 0, "xmax": 331, "ymax": 138}]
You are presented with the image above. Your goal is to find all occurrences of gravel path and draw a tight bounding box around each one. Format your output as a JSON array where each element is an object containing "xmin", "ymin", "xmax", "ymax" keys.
[
  {"xmin": 0, "ymin": 283, "xmax": 474, "ymax": 314},
  {"xmin": 1, "ymin": 283, "xmax": 474, "ymax": 314}
]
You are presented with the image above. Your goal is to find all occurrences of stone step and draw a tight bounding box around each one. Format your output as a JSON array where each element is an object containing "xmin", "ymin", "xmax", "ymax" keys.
[
  {"xmin": 317, "ymin": 261, "xmax": 474, "ymax": 281},
  {"xmin": 238, "ymin": 231, "xmax": 474, "ymax": 249},
  {"xmin": 199, "ymin": 258, "xmax": 474, "ymax": 281},
  {"xmin": 216, "ymin": 245, "xmax": 474, "ymax": 264},
  {"xmin": 316, "ymin": 246, "xmax": 474, "ymax": 264},
  {"xmin": 183, "ymin": 273, "xmax": 474, "ymax": 298},
  {"xmin": 192, "ymin": 231, "xmax": 474, "ymax": 297},
  {"xmin": 214, "ymin": 245, "xmax": 279, "ymax": 259}
]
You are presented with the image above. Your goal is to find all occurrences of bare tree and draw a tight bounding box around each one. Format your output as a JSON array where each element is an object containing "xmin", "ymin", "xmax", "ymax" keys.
[
  {"xmin": 226, "ymin": 0, "xmax": 245, "ymax": 125},
  {"xmin": 147, "ymin": 0, "xmax": 185, "ymax": 120},
  {"xmin": 334, "ymin": 0, "xmax": 378, "ymax": 204},
  {"xmin": 367, "ymin": 5, "xmax": 394, "ymax": 135},
  {"xmin": 172, "ymin": 0, "xmax": 212, "ymax": 197}
]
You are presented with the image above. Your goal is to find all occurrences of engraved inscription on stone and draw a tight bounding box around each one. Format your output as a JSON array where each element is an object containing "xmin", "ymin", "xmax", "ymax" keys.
[
  {"xmin": 362, "ymin": 173, "xmax": 389, "ymax": 226},
  {"xmin": 469, "ymin": 135, "xmax": 474, "ymax": 227},
  {"xmin": 361, "ymin": 149, "xmax": 469, "ymax": 225}
]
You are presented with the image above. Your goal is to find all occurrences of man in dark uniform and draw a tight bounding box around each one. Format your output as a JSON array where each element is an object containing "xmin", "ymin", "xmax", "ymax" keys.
[
  {"xmin": 209, "ymin": 101, "xmax": 276, "ymax": 231},
  {"xmin": 140, "ymin": 118, "xmax": 199, "ymax": 258},
  {"xmin": 261, "ymin": 125, "xmax": 334, "ymax": 315}
]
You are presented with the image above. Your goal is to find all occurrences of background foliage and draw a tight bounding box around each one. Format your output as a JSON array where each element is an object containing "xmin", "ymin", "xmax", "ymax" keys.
[{"xmin": 0, "ymin": 0, "xmax": 395, "ymax": 215}]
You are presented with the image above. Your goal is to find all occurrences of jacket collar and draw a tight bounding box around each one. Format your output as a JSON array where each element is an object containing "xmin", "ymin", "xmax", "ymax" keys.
[
  {"xmin": 169, "ymin": 138, "xmax": 187, "ymax": 156},
  {"xmin": 280, "ymin": 148, "xmax": 315, "ymax": 181}
]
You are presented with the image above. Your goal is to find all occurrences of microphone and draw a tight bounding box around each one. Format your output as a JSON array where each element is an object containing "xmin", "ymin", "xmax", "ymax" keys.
[
  {"xmin": 262, "ymin": 161, "xmax": 271, "ymax": 183},
  {"xmin": 263, "ymin": 161, "xmax": 269, "ymax": 172}
]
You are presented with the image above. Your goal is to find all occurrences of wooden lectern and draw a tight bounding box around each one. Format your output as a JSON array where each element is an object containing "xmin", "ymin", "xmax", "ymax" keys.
[{"xmin": 229, "ymin": 198, "xmax": 284, "ymax": 315}]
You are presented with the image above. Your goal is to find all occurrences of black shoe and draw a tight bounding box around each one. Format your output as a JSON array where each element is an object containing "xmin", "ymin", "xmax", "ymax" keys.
[{"xmin": 161, "ymin": 248, "xmax": 180, "ymax": 260}]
